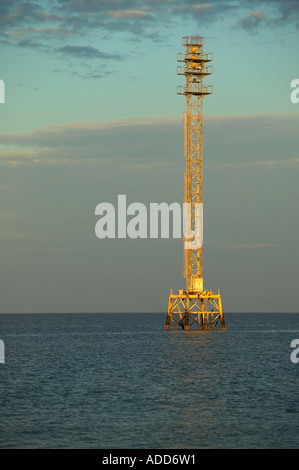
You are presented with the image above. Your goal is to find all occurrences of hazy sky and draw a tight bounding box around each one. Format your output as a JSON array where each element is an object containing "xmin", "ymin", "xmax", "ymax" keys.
[{"xmin": 0, "ymin": 0, "xmax": 298, "ymax": 313}]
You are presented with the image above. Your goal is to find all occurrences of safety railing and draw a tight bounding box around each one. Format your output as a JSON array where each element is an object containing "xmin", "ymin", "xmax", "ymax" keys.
[
  {"xmin": 182, "ymin": 36, "xmax": 203, "ymax": 46},
  {"xmin": 177, "ymin": 65, "xmax": 213, "ymax": 76},
  {"xmin": 177, "ymin": 84, "xmax": 213, "ymax": 95},
  {"xmin": 177, "ymin": 52, "xmax": 213, "ymax": 63}
]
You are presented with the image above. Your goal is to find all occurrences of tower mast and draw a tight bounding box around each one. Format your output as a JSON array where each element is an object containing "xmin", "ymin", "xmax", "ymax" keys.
[{"xmin": 165, "ymin": 36, "xmax": 225, "ymax": 330}]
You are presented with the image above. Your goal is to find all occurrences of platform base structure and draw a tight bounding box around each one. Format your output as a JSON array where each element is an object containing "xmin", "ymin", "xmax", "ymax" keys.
[{"xmin": 165, "ymin": 290, "xmax": 226, "ymax": 330}]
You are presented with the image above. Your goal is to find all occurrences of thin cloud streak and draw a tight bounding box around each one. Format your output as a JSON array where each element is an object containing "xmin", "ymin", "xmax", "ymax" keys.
[
  {"xmin": 208, "ymin": 241, "xmax": 278, "ymax": 249},
  {"xmin": 55, "ymin": 45, "xmax": 122, "ymax": 60},
  {"xmin": 232, "ymin": 11, "xmax": 269, "ymax": 34},
  {"xmin": 0, "ymin": 113, "xmax": 298, "ymax": 166}
]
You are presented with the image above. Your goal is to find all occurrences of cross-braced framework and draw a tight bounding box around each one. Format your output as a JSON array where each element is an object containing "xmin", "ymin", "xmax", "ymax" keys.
[{"xmin": 165, "ymin": 36, "xmax": 225, "ymax": 330}]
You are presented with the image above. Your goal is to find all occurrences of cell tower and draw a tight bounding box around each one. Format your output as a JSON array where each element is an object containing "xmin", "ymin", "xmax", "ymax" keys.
[{"xmin": 165, "ymin": 36, "xmax": 225, "ymax": 330}]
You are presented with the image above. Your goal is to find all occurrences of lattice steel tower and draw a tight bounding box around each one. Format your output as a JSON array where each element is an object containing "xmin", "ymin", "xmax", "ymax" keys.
[{"xmin": 165, "ymin": 36, "xmax": 225, "ymax": 330}]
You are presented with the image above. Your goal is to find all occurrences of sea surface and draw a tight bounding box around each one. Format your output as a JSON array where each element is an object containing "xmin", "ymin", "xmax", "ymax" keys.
[{"xmin": 0, "ymin": 312, "xmax": 299, "ymax": 449}]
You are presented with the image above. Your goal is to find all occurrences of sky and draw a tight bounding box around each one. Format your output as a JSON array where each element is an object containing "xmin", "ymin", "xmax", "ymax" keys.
[{"xmin": 0, "ymin": 0, "xmax": 298, "ymax": 313}]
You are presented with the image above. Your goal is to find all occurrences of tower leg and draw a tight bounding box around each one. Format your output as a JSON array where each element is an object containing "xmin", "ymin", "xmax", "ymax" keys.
[
  {"xmin": 165, "ymin": 297, "xmax": 172, "ymax": 329},
  {"xmin": 184, "ymin": 296, "xmax": 190, "ymax": 330},
  {"xmin": 218, "ymin": 294, "xmax": 226, "ymax": 330}
]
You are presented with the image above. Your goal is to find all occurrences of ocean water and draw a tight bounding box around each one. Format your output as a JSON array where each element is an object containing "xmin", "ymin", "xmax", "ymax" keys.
[{"xmin": 0, "ymin": 312, "xmax": 299, "ymax": 449}]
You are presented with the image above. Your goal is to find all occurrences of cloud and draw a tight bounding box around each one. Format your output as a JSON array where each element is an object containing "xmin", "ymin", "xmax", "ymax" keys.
[
  {"xmin": 0, "ymin": 116, "xmax": 179, "ymax": 146},
  {"xmin": 55, "ymin": 44, "xmax": 122, "ymax": 60},
  {"xmin": 233, "ymin": 1, "xmax": 299, "ymax": 32},
  {"xmin": 1, "ymin": 0, "xmax": 299, "ymax": 47},
  {"xmin": 0, "ymin": 116, "xmax": 181, "ymax": 166},
  {"xmin": 208, "ymin": 241, "xmax": 278, "ymax": 249},
  {"xmin": 232, "ymin": 11, "xmax": 269, "ymax": 34},
  {"xmin": 0, "ymin": 1, "xmax": 63, "ymax": 30},
  {"xmin": 244, "ymin": 0, "xmax": 299, "ymax": 27},
  {"xmin": 107, "ymin": 8, "xmax": 152, "ymax": 19},
  {"xmin": 14, "ymin": 37, "xmax": 48, "ymax": 51},
  {"xmin": 52, "ymin": 67, "xmax": 114, "ymax": 80},
  {"xmin": 0, "ymin": 113, "xmax": 298, "ymax": 167},
  {"xmin": 9, "ymin": 26, "xmax": 76, "ymax": 39},
  {"xmin": 207, "ymin": 157, "xmax": 299, "ymax": 170},
  {"xmin": 171, "ymin": 3, "xmax": 214, "ymax": 16}
]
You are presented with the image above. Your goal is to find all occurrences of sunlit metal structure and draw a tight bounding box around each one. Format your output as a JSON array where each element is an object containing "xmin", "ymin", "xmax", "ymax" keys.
[{"xmin": 165, "ymin": 36, "xmax": 225, "ymax": 330}]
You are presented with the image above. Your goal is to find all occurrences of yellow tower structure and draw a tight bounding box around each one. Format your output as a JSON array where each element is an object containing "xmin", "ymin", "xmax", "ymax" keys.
[{"xmin": 165, "ymin": 36, "xmax": 225, "ymax": 330}]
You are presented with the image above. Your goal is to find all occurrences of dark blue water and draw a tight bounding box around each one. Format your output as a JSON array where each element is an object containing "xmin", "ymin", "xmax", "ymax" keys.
[{"xmin": 0, "ymin": 312, "xmax": 299, "ymax": 449}]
